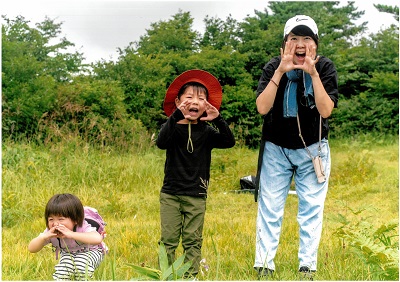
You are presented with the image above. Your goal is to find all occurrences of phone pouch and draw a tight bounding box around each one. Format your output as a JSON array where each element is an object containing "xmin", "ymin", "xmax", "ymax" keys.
[{"xmin": 312, "ymin": 156, "xmax": 326, "ymax": 183}]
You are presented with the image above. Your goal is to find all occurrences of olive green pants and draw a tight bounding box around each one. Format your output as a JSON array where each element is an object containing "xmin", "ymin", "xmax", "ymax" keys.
[{"xmin": 159, "ymin": 192, "xmax": 206, "ymax": 277}]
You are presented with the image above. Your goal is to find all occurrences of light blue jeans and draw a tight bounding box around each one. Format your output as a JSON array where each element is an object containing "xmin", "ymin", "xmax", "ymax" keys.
[{"xmin": 254, "ymin": 139, "xmax": 331, "ymax": 271}]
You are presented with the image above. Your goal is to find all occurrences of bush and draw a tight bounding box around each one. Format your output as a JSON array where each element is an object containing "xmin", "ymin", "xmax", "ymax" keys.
[
  {"xmin": 334, "ymin": 207, "xmax": 399, "ymax": 280},
  {"xmin": 330, "ymin": 93, "xmax": 399, "ymax": 138}
]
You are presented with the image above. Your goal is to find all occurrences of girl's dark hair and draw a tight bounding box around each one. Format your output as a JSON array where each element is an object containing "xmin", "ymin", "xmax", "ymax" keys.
[
  {"xmin": 44, "ymin": 193, "xmax": 84, "ymax": 228},
  {"xmin": 178, "ymin": 82, "xmax": 208, "ymax": 100},
  {"xmin": 282, "ymin": 25, "xmax": 319, "ymax": 50}
]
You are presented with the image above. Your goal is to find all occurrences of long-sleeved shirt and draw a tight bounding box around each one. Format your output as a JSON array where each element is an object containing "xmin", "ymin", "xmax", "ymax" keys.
[{"xmin": 156, "ymin": 110, "xmax": 235, "ymax": 197}]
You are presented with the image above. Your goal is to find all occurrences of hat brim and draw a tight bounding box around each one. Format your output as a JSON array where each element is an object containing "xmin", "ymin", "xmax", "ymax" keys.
[{"xmin": 163, "ymin": 69, "xmax": 222, "ymax": 117}]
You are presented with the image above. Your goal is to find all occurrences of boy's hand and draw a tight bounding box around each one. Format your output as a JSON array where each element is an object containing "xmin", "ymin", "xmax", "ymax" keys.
[
  {"xmin": 178, "ymin": 100, "xmax": 192, "ymax": 120},
  {"xmin": 200, "ymin": 101, "xmax": 220, "ymax": 121}
]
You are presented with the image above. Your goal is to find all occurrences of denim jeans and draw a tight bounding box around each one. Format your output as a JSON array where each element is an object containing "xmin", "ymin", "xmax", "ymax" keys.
[{"xmin": 254, "ymin": 139, "xmax": 331, "ymax": 271}]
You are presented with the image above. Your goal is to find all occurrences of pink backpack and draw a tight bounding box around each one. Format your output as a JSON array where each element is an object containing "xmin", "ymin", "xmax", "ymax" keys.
[
  {"xmin": 50, "ymin": 206, "xmax": 108, "ymax": 259},
  {"xmin": 83, "ymin": 206, "xmax": 107, "ymax": 237}
]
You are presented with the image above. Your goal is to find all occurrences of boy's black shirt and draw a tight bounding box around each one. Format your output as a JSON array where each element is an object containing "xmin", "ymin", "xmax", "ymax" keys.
[{"xmin": 157, "ymin": 110, "xmax": 235, "ymax": 197}]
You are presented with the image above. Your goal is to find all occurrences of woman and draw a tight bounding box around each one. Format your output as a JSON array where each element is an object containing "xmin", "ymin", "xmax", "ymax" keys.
[{"xmin": 254, "ymin": 15, "xmax": 338, "ymax": 279}]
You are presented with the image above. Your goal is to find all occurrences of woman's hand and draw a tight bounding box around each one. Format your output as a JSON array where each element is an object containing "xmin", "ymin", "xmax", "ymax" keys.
[
  {"xmin": 278, "ymin": 41, "xmax": 320, "ymax": 76},
  {"xmin": 296, "ymin": 43, "xmax": 320, "ymax": 76},
  {"xmin": 277, "ymin": 41, "xmax": 297, "ymax": 73}
]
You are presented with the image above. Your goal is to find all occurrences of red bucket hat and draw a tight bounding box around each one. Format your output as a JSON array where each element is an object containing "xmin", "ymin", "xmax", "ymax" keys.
[{"xmin": 163, "ymin": 69, "xmax": 223, "ymax": 117}]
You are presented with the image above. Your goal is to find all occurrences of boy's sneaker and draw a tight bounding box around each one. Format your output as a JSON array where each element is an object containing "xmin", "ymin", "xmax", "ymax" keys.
[
  {"xmin": 299, "ymin": 266, "xmax": 315, "ymax": 281},
  {"xmin": 255, "ymin": 267, "xmax": 274, "ymax": 279}
]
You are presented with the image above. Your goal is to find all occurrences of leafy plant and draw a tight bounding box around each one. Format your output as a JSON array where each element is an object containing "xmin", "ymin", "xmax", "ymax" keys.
[
  {"xmin": 334, "ymin": 206, "xmax": 399, "ymax": 280},
  {"xmin": 127, "ymin": 242, "xmax": 192, "ymax": 280}
]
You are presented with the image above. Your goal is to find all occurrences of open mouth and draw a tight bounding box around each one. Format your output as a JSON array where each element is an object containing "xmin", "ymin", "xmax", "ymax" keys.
[
  {"xmin": 189, "ymin": 108, "xmax": 199, "ymax": 113},
  {"xmin": 296, "ymin": 53, "xmax": 306, "ymax": 59}
]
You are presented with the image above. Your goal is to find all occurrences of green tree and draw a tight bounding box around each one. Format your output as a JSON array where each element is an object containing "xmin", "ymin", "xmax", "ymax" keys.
[
  {"xmin": 109, "ymin": 50, "xmax": 172, "ymax": 130},
  {"xmin": 2, "ymin": 16, "xmax": 84, "ymax": 139},
  {"xmin": 5, "ymin": 1, "xmax": 397, "ymax": 146},
  {"xmin": 374, "ymin": 4, "xmax": 399, "ymax": 21},
  {"xmin": 136, "ymin": 10, "xmax": 200, "ymax": 56},
  {"xmin": 2, "ymin": 16, "xmax": 132, "ymax": 144},
  {"xmin": 236, "ymin": 9, "xmax": 279, "ymax": 87},
  {"xmin": 331, "ymin": 24, "xmax": 399, "ymax": 136},
  {"xmin": 200, "ymin": 15, "xmax": 240, "ymax": 50}
]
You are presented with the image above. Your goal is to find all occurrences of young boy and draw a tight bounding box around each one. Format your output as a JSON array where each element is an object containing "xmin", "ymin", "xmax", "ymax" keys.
[{"xmin": 156, "ymin": 69, "xmax": 235, "ymax": 278}]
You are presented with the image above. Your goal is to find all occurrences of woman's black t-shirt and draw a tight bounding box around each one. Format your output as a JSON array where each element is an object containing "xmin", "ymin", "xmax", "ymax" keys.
[{"xmin": 256, "ymin": 56, "xmax": 338, "ymax": 149}]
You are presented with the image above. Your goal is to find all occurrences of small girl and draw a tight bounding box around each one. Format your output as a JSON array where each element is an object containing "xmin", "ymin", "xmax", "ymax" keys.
[{"xmin": 28, "ymin": 193, "xmax": 107, "ymax": 280}]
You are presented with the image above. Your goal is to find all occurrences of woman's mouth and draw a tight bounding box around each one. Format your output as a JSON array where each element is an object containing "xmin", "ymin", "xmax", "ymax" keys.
[{"xmin": 295, "ymin": 52, "xmax": 306, "ymax": 64}]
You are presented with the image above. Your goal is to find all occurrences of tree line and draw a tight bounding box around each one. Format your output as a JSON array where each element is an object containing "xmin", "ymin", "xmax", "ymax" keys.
[{"xmin": 2, "ymin": 2, "xmax": 399, "ymax": 149}]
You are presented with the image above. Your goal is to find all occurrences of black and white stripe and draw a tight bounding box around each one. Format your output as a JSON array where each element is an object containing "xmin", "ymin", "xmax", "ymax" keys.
[{"xmin": 53, "ymin": 249, "xmax": 104, "ymax": 280}]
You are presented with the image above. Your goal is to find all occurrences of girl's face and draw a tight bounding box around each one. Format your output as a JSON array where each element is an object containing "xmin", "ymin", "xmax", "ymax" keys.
[
  {"xmin": 286, "ymin": 32, "xmax": 317, "ymax": 65},
  {"xmin": 47, "ymin": 214, "xmax": 76, "ymax": 231},
  {"xmin": 175, "ymin": 86, "xmax": 207, "ymax": 121}
]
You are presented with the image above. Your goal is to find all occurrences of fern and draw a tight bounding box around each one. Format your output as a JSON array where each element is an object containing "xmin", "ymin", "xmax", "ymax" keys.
[{"xmin": 334, "ymin": 208, "xmax": 399, "ymax": 280}]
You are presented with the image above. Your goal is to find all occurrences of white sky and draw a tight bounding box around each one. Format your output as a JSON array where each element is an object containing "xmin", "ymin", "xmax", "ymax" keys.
[{"xmin": 1, "ymin": 0, "xmax": 398, "ymax": 64}]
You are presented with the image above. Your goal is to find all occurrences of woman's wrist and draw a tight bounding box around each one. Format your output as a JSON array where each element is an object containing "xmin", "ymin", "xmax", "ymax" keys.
[
  {"xmin": 274, "ymin": 69, "xmax": 285, "ymax": 78},
  {"xmin": 310, "ymin": 70, "xmax": 320, "ymax": 79}
]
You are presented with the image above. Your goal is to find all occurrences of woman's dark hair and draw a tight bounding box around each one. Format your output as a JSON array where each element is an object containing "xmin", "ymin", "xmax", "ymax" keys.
[
  {"xmin": 178, "ymin": 82, "xmax": 208, "ymax": 100},
  {"xmin": 282, "ymin": 25, "xmax": 319, "ymax": 50},
  {"xmin": 44, "ymin": 193, "xmax": 84, "ymax": 228}
]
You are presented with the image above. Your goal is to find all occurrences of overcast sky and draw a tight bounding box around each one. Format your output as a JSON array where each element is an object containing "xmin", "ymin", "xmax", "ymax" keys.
[{"xmin": 2, "ymin": 0, "xmax": 398, "ymax": 64}]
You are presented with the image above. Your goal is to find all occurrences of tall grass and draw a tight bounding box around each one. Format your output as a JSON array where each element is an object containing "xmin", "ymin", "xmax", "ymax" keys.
[{"xmin": 2, "ymin": 134, "xmax": 398, "ymax": 280}]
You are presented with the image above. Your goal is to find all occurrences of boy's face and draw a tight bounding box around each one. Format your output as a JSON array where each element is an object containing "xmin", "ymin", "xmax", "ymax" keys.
[
  {"xmin": 286, "ymin": 32, "xmax": 317, "ymax": 65},
  {"xmin": 175, "ymin": 86, "xmax": 207, "ymax": 121}
]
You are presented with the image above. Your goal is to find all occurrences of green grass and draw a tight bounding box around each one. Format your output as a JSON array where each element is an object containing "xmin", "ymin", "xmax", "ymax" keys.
[{"xmin": 2, "ymin": 135, "xmax": 398, "ymax": 280}]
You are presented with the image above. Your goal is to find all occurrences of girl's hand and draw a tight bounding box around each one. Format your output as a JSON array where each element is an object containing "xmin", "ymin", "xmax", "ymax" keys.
[
  {"xmin": 54, "ymin": 224, "xmax": 74, "ymax": 239},
  {"xmin": 200, "ymin": 100, "xmax": 220, "ymax": 121},
  {"xmin": 45, "ymin": 226, "xmax": 59, "ymax": 239}
]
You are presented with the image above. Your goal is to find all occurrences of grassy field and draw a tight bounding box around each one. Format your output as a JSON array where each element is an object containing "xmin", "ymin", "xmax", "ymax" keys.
[{"xmin": 2, "ymin": 135, "xmax": 398, "ymax": 280}]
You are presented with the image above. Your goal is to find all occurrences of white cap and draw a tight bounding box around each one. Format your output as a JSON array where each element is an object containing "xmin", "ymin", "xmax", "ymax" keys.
[{"xmin": 283, "ymin": 15, "xmax": 318, "ymax": 38}]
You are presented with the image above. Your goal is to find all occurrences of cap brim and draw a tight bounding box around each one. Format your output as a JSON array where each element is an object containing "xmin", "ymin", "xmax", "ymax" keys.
[{"xmin": 163, "ymin": 69, "xmax": 222, "ymax": 117}]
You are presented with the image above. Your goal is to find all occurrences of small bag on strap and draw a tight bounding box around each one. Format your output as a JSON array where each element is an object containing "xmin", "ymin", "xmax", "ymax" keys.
[{"xmin": 297, "ymin": 114, "xmax": 326, "ymax": 183}]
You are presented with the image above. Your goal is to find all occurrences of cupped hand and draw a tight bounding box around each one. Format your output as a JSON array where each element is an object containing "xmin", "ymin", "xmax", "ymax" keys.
[
  {"xmin": 277, "ymin": 41, "xmax": 297, "ymax": 73},
  {"xmin": 54, "ymin": 224, "xmax": 74, "ymax": 239},
  {"xmin": 295, "ymin": 43, "xmax": 320, "ymax": 75},
  {"xmin": 200, "ymin": 100, "xmax": 220, "ymax": 121},
  {"xmin": 47, "ymin": 226, "xmax": 60, "ymax": 238},
  {"xmin": 178, "ymin": 99, "xmax": 192, "ymax": 119}
]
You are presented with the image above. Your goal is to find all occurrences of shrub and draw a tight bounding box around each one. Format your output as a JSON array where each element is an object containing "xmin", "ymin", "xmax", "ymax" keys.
[{"xmin": 334, "ymin": 207, "xmax": 399, "ymax": 280}]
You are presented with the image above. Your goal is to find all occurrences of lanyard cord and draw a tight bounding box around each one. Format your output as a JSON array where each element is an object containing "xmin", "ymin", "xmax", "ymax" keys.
[
  {"xmin": 187, "ymin": 121, "xmax": 194, "ymax": 153},
  {"xmin": 296, "ymin": 114, "xmax": 322, "ymax": 158}
]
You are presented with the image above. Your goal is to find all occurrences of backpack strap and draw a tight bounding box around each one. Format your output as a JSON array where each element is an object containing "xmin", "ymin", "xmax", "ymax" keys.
[
  {"xmin": 85, "ymin": 218, "xmax": 100, "ymax": 232},
  {"xmin": 54, "ymin": 238, "xmax": 62, "ymax": 260}
]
